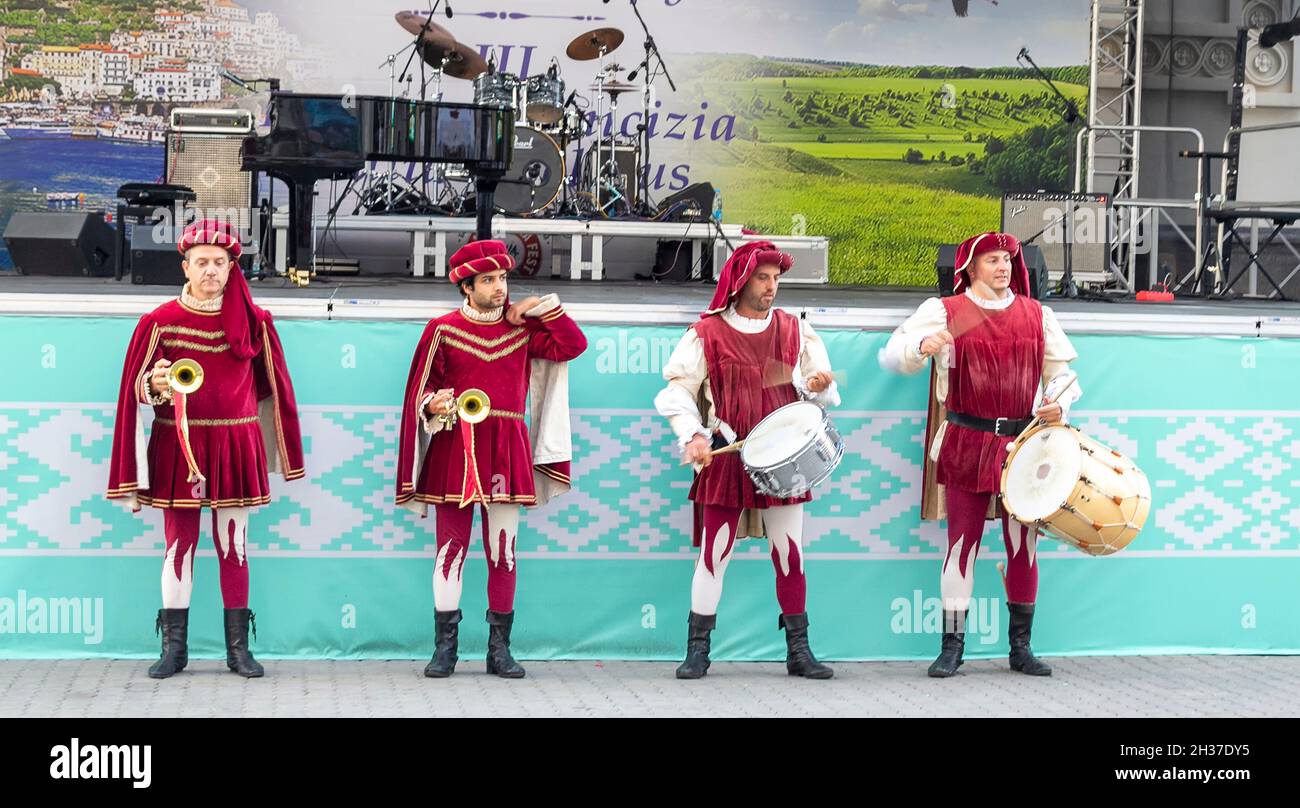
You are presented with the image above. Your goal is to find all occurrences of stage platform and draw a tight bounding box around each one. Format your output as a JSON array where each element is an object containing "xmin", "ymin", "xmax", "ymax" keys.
[
  {"xmin": 2, "ymin": 273, "xmax": 1298, "ymax": 336},
  {"xmin": 2, "ymin": 270, "xmax": 1298, "ymax": 662}
]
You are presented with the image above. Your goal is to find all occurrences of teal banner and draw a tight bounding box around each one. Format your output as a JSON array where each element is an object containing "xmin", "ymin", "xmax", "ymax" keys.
[{"xmin": 0, "ymin": 315, "xmax": 1295, "ymax": 659}]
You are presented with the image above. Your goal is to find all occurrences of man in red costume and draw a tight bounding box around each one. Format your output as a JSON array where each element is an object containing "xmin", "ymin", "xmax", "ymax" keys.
[
  {"xmin": 396, "ymin": 239, "xmax": 587, "ymax": 679},
  {"xmin": 655, "ymin": 241, "xmax": 840, "ymax": 680},
  {"xmin": 107, "ymin": 219, "xmax": 304, "ymax": 679},
  {"xmin": 879, "ymin": 231, "xmax": 1082, "ymax": 678}
]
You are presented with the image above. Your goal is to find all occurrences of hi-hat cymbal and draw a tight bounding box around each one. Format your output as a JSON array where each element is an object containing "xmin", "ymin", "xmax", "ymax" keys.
[
  {"xmin": 589, "ymin": 82, "xmax": 639, "ymax": 98},
  {"xmin": 566, "ymin": 27, "xmax": 625, "ymax": 61},
  {"xmin": 395, "ymin": 11, "xmax": 457, "ymax": 51},
  {"xmin": 422, "ymin": 40, "xmax": 489, "ymax": 80}
]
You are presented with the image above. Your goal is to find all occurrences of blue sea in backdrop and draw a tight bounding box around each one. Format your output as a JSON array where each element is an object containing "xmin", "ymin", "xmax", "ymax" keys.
[{"xmin": 0, "ymin": 138, "xmax": 163, "ymax": 269}]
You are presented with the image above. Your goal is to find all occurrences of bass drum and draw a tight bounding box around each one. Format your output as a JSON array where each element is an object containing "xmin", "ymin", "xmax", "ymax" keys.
[
  {"xmin": 494, "ymin": 125, "xmax": 565, "ymax": 215},
  {"xmin": 1000, "ymin": 423, "xmax": 1151, "ymax": 556}
]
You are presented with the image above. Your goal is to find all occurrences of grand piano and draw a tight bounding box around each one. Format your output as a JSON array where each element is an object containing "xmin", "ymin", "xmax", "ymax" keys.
[{"xmin": 242, "ymin": 92, "xmax": 513, "ymax": 281}]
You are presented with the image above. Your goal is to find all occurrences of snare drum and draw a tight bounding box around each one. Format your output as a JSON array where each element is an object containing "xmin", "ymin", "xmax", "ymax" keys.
[
  {"xmin": 1000, "ymin": 423, "xmax": 1151, "ymax": 556},
  {"xmin": 524, "ymin": 74, "xmax": 565, "ymax": 125},
  {"xmin": 473, "ymin": 72, "xmax": 521, "ymax": 111},
  {"xmin": 740, "ymin": 401, "xmax": 845, "ymax": 499}
]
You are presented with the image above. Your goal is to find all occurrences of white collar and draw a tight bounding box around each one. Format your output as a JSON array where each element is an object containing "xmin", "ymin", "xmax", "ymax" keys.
[
  {"xmin": 180, "ymin": 283, "xmax": 222, "ymax": 312},
  {"xmin": 964, "ymin": 288, "xmax": 1015, "ymax": 311},
  {"xmin": 721, "ymin": 305, "xmax": 773, "ymax": 334},
  {"xmin": 460, "ymin": 302, "xmax": 504, "ymax": 323}
]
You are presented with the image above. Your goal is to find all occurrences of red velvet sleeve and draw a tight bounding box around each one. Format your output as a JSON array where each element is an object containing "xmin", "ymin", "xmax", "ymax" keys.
[
  {"xmin": 256, "ymin": 313, "xmax": 305, "ymax": 480},
  {"xmin": 396, "ymin": 320, "xmax": 442, "ymax": 504},
  {"xmin": 106, "ymin": 314, "xmax": 161, "ymax": 504},
  {"xmin": 525, "ymin": 301, "xmax": 587, "ymax": 362}
]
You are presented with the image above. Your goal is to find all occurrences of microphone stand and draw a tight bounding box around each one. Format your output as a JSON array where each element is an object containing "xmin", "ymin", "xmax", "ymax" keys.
[
  {"xmin": 1017, "ymin": 47, "xmax": 1090, "ymax": 299},
  {"xmin": 398, "ymin": 1, "xmax": 443, "ymax": 89},
  {"xmin": 629, "ymin": 0, "xmax": 676, "ymax": 216}
]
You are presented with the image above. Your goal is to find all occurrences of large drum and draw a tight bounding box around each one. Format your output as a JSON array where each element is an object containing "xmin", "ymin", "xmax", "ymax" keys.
[
  {"xmin": 1000, "ymin": 423, "xmax": 1151, "ymax": 556},
  {"xmin": 493, "ymin": 125, "xmax": 565, "ymax": 215},
  {"xmin": 740, "ymin": 401, "xmax": 844, "ymax": 499}
]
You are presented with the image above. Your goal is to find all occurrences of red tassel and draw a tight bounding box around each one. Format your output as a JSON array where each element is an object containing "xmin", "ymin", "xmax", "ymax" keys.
[
  {"xmin": 173, "ymin": 390, "xmax": 205, "ymax": 483},
  {"xmin": 458, "ymin": 417, "xmax": 485, "ymax": 509}
]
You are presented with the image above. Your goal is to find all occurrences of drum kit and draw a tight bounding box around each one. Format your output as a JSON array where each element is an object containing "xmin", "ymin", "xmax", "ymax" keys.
[
  {"xmin": 355, "ymin": 13, "xmax": 653, "ymax": 219},
  {"xmin": 708, "ymin": 381, "xmax": 1151, "ymax": 558}
]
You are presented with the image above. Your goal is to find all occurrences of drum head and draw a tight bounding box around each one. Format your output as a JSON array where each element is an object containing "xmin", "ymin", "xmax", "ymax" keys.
[
  {"xmin": 741, "ymin": 402, "xmax": 824, "ymax": 469},
  {"xmin": 1003, "ymin": 426, "xmax": 1083, "ymax": 522},
  {"xmin": 495, "ymin": 126, "xmax": 564, "ymax": 215}
]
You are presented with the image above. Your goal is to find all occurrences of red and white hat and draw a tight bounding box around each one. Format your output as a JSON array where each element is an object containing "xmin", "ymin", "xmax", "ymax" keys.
[
  {"xmin": 702, "ymin": 240, "xmax": 793, "ymax": 317},
  {"xmin": 177, "ymin": 218, "xmax": 243, "ymax": 260},
  {"xmin": 952, "ymin": 231, "xmax": 1030, "ymax": 296},
  {"xmin": 448, "ymin": 239, "xmax": 515, "ymax": 284}
]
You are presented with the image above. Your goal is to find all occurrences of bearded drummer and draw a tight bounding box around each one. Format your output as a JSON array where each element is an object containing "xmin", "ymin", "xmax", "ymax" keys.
[
  {"xmin": 654, "ymin": 241, "xmax": 841, "ymax": 680},
  {"xmin": 879, "ymin": 231, "xmax": 1082, "ymax": 678}
]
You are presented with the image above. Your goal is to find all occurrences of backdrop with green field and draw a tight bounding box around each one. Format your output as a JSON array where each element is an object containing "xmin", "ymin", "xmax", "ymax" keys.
[{"xmin": 678, "ymin": 58, "xmax": 1087, "ymax": 285}]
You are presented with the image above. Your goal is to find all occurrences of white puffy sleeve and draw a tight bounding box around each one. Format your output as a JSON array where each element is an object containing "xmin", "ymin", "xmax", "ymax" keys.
[
  {"xmin": 654, "ymin": 328, "xmax": 715, "ymax": 451},
  {"xmin": 1041, "ymin": 305, "xmax": 1082, "ymax": 418},
  {"xmin": 792, "ymin": 318, "xmax": 842, "ymax": 408},
  {"xmin": 878, "ymin": 296, "xmax": 948, "ymax": 376}
]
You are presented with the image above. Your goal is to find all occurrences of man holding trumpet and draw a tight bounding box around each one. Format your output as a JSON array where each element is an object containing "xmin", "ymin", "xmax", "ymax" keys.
[
  {"xmin": 396, "ymin": 240, "xmax": 587, "ymax": 679},
  {"xmin": 106, "ymin": 219, "xmax": 305, "ymax": 680},
  {"xmin": 879, "ymin": 231, "xmax": 1082, "ymax": 678},
  {"xmin": 655, "ymin": 241, "xmax": 841, "ymax": 680}
]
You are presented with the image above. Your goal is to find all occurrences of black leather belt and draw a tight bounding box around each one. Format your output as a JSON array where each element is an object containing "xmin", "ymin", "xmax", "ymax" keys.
[{"xmin": 945, "ymin": 411, "xmax": 1033, "ymax": 437}]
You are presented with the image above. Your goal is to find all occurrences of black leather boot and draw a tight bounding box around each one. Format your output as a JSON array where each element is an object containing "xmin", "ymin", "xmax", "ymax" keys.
[
  {"xmin": 928, "ymin": 610, "xmax": 967, "ymax": 678},
  {"xmin": 485, "ymin": 610, "xmax": 525, "ymax": 678},
  {"xmin": 147, "ymin": 608, "xmax": 189, "ymax": 679},
  {"xmin": 674, "ymin": 611, "xmax": 716, "ymax": 679},
  {"xmin": 1007, "ymin": 602, "xmax": 1052, "ymax": 676},
  {"xmin": 223, "ymin": 608, "xmax": 265, "ymax": 678},
  {"xmin": 424, "ymin": 609, "xmax": 462, "ymax": 678},
  {"xmin": 779, "ymin": 612, "xmax": 834, "ymax": 679}
]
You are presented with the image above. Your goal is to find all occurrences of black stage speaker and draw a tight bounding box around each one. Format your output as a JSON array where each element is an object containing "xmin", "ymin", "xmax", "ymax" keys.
[
  {"xmin": 651, "ymin": 239, "xmax": 711, "ymax": 281},
  {"xmin": 3, "ymin": 212, "xmax": 116, "ymax": 276},
  {"xmin": 128, "ymin": 222, "xmax": 253, "ymax": 285},
  {"xmin": 128, "ymin": 223, "xmax": 183, "ymax": 285},
  {"xmin": 655, "ymin": 182, "xmax": 716, "ymax": 221},
  {"xmin": 936, "ymin": 242, "xmax": 1049, "ymax": 300}
]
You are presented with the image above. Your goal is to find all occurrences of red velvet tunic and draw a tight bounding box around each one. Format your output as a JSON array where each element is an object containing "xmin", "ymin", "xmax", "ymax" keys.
[
  {"xmin": 106, "ymin": 297, "xmax": 305, "ymax": 509},
  {"xmin": 689, "ymin": 309, "xmax": 810, "ymax": 509},
  {"xmin": 936, "ymin": 293, "xmax": 1044, "ymax": 494},
  {"xmin": 395, "ymin": 303, "xmax": 587, "ymax": 508}
]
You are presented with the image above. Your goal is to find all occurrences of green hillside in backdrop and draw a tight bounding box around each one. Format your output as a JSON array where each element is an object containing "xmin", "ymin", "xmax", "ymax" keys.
[{"xmin": 682, "ymin": 56, "xmax": 1088, "ymax": 285}]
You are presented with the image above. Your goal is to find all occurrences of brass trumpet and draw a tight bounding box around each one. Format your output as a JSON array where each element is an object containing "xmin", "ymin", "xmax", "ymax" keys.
[
  {"xmin": 437, "ymin": 388, "xmax": 491, "ymax": 427},
  {"xmin": 167, "ymin": 358, "xmax": 204, "ymax": 395},
  {"xmin": 456, "ymin": 388, "xmax": 491, "ymax": 424}
]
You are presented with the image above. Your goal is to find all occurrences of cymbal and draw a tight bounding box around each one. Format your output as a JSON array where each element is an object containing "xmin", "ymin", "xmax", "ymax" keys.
[
  {"xmin": 395, "ymin": 11, "xmax": 457, "ymax": 51},
  {"xmin": 566, "ymin": 27, "xmax": 624, "ymax": 61},
  {"xmin": 589, "ymin": 82, "xmax": 639, "ymax": 97},
  {"xmin": 421, "ymin": 40, "xmax": 489, "ymax": 80}
]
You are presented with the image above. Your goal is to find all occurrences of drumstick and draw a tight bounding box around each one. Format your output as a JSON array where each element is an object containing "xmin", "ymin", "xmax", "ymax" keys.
[
  {"xmin": 1015, "ymin": 375, "xmax": 1080, "ymax": 441},
  {"xmin": 707, "ymin": 440, "xmax": 746, "ymax": 458},
  {"xmin": 995, "ymin": 561, "xmax": 1009, "ymax": 599},
  {"xmin": 678, "ymin": 439, "xmax": 746, "ymax": 466},
  {"xmin": 762, "ymin": 368, "xmax": 848, "ymax": 390}
]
